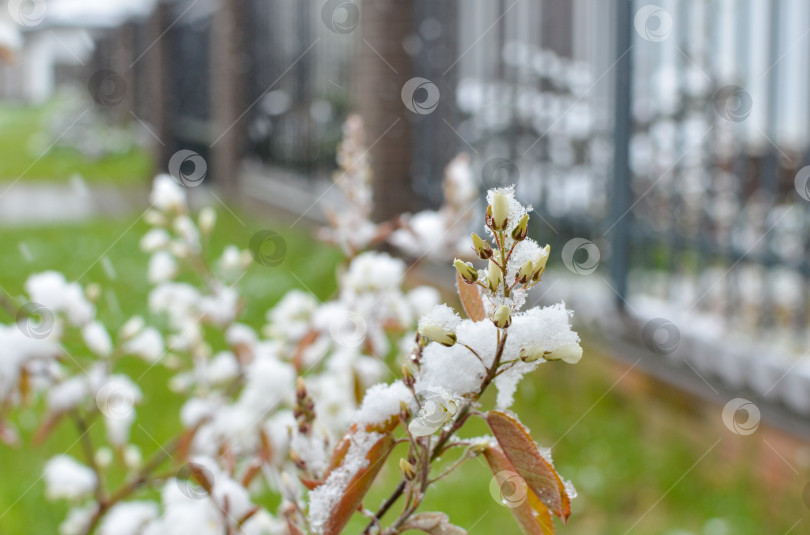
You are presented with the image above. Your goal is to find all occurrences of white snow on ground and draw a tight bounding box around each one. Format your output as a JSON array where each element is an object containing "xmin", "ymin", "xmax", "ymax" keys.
[{"xmin": 541, "ymin": 270, "xmax": 810, "ymax": 415}]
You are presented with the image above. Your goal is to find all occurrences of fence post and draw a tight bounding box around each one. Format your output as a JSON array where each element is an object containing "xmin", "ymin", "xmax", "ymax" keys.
[{"xmin": 609, "ymin": 0, "xmax": 634, "ymax": 310}]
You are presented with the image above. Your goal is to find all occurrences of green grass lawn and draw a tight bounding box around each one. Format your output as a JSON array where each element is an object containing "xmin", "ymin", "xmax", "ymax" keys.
[
  {"xmin": 0, "ymin": 214, "xmax": 807, "ymax": 534},
  {"xmin": 0, "ymin": 102, "xmax": 153, "ymax": 184}
]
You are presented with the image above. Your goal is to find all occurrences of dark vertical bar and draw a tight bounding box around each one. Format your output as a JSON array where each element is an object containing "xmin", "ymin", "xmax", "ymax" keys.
[
  {"xmin": 609, "ymin": 0, "xmax": 634, "ymax": 308},
  {"xmin": 760, "ymin": 0, "xmax": 781, "ymax": 331}
]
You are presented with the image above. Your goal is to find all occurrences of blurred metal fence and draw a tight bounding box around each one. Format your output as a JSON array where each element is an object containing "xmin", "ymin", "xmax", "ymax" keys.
[
  {"xmin": 616, "ymin": 0, "xmax": 810, "ymax": 353},
  {"xmin": 87, "ymin": 1, "xmax": 810, "ymax": 379},
  {"xmin": 446, "ymin": 1, "xmax": 810, "ymax": 356},
  {"xmin": 417, "ymin": 0, "xmax": 810, "ymax": 414}
]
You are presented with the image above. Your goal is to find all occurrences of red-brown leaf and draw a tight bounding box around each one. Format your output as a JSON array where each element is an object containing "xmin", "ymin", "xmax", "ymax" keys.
[
  {"xmin": 320, "ymin": 433, "xmax": 396, "ymax": 535},
  {"xmin": 487, "ymin": 411, "xmax": 571, "ymax": 521},
  {"xmin": 456, "ymin": 271, "xmax": 485, "ymax": 322},
  {"xmin": 483, "ymin": 445, "xmax": 554, "ymax": 535},
  {"xmin": 325, "ymin": 423, "xmax": 359, "ymax": 477}
]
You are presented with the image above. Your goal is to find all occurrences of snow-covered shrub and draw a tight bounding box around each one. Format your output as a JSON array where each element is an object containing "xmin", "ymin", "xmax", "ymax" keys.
[{"xmin": 0, "ymin": 116, "xmax": 581, "ymax": 535}]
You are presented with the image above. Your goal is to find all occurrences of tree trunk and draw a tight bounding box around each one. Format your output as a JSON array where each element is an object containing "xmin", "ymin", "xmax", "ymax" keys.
[
  {"xmin": 355, "ymin": 0, "xmax": 415, "ymax": 222},
  {"xmin": 210, "ymin": 0, "xmax": 247, "ymax": 194}
]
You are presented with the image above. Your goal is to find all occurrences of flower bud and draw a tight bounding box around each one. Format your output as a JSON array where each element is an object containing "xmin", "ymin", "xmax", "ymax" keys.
[
  {"xmin": 511, "ymin": 214, "xmax": 529, "ymax": 241},
  {"xmin": 169, "ymin": 241, "xmax": 190, "ymax": 259},
  {"xmin": 516, "ymin": 259, "xmax": 534, "ymax": 284},
  {"xmin": 471, "ymin": 233, "xmax": 493, "ymax": 259},
  {"xmin": 120, "ymin": 316, "xmax": 144, "ymax": 340},
  {"xmin": 532, "ymin": 244, "xmax": 551, "ymax": 281},
  {"xmin": 123, "ymin": 445, "xmax": 142, "ymax": 470},
  {"xmin": 240, "ymin": 250, "xmax": 253, "ymax": 270},
  {"xmin": 85, "ymin": 283, "xmax": 101, "ymax": 302},
  {"xmin": 198, "ymin": 207, "xmax": 216, "ymax": 235},
  {"xmin": 399, "ymin": 458, "xmax": 417, "ymax": 480},
  {"xmin": 490, "ymin": 192, "xmax": 509, "ymax": 230},
  {"xmin": 144, "ymin": 209, "xmax": 167, "ymax": 227},
  {"xmin": 486, "ymin": 259, "xmax": 503, "ymax": 292},
  {"xmin": 519, "ymin": 346, "xmax": 549, "ymax": 363},
  {"xmin": 399, "ymin": 400, "xmax": 411, "ymax": 418},
  {"xmin": 418, "ymin": 325, "xmax": 457, "ymax": 347},
  {"xmin": 94, "ymin": 447, "xmax": 113, "ymax": 468},
  {"xmin": 492, "ymin": 305, "xmax": 512, "ymax": 329},
  {"xmin": 289, "ymin": 450, "xmax": 305, "ymax": 470},
  {"xmin": 543, "ymin": 343, "xmax": 583, "ymax": 364},
  {"xmin": 521, "ymin": 343, "xmax": 582, "ymax": 364},
  {"xmin": 402, "ymin": 364, "xmax": 415, "ymax": 388},
  {"xmin": 453, "ymin": 259, "xmax": 478, "ymax": 284}
]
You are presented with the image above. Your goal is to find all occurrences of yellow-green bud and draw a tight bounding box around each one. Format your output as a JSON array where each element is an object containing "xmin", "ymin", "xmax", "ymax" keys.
[
  {"xmin": 399, "ymin": 458, "xmax": 417, "ymax": 480},
  {"xmin": 419, "ymin": 325, "xmax": 457, "ymax": 347},
  {"xmin": 511, "ymin": 214, "xmax": 529, "ymax": 241},
  {"xmin": 521, "ymin": 343, "xmax": 583, "ymax": 364},
  {"xmin": 492, "ymin": 305, "xmax": 512, "ymax": 329},
  {"xmin": 454, "ymin": 258, "xmax": 478, "ymax": 284},
  {"xmin": 399, "ymin": 400, "xmax": 410, "ymax": 416},
  {"xmin": 519, "ymin": 346, "xmax": 549, "ymax": 363},
  {"xmin": 198, "ymin": 207, "xmax": 216, "ymax": 235},
  {"xmin": 516, "ymin": 259, "xmax": 534, "ymax": 284},
  {"xmin": 471, "ymin": 233, "xmax": 493, "ymax": 259},
  {"xmin": 486, "ymin": 259, "xmax": 503, "ymax": 292},
  {"xmin": 532, "ymin": 244, "xmax": 551, "ymax": 281},
  {"xmin": 490, "ymin": 192, "xmax": 509, "ymax": 231},
  {"xmin": 543, "ymin": 343, "xmax": 583, "ymax": 364},
  {"xmin": 402, "ymin": 364, "xmax": 415, "ymax": 387}
]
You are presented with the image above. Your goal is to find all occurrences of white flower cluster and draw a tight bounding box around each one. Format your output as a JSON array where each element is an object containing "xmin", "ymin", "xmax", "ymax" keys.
[
  {"xmin": 318, "ymin": 114, "xmax": 379, "ymax": 256},
  {"xmin": 1, "ymin": 116, "xmax": 582, "ymax": 535},
  {"xmin": 321, "ymin": 116, "xmax": 479, "ymax": 261},
  {"xmin": 409, "ymin": 186, "xmax": 582, "ymax": 433},
  {"xmin": 389, "ymin": 153, "xmax": 478, "ymax": 260},
  {"xmin": 0, "ymin": 166, "xmax": 450, "ymax": 534}
]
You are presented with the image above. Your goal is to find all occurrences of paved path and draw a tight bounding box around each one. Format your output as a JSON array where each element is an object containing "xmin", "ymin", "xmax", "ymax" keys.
[{"xmin": 0, "ymin": 178, "xmax": 147, "ymax": 224}]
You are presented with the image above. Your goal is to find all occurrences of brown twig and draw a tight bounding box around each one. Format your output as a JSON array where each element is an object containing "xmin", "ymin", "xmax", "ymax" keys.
[{"xmin": 361, "ymin": 332, "xmax": 508, "ymax": 534}]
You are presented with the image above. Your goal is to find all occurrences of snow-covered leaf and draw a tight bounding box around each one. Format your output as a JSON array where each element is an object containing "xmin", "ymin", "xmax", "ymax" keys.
[
  {"xmin": 483, "ymin": 445, "xmax": 554, "ymax": 535},
  {"xmin": 313, "ymin": 431, "xmax": 395, "ymax": 535},
  {"xmin": 486, "ymin": 411, "xmax": 570, "ymax": 521}
]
